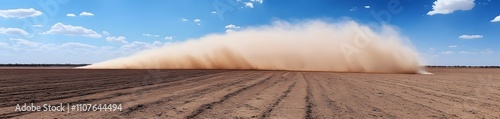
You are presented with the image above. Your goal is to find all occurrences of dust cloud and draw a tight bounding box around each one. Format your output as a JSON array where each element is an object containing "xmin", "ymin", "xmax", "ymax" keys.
[{"xmin": 81, "ymin": 20, "xmax": 428, "ymax": 74}]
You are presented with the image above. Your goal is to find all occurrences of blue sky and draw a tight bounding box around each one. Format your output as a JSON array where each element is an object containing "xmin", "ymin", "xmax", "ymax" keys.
[{"xmin": 0, "ymin": 0, "xmax": 498, "ymax": 65}]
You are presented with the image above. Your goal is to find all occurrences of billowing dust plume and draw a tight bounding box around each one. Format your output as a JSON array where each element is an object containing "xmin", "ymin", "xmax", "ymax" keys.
[{"xmin": 81, "ymin": 20, "xmax": 427, "ymax": 73}]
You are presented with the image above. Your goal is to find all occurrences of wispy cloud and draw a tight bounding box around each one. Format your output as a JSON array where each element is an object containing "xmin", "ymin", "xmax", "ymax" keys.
[
  {"xmin": 440, "ymin": 51, "xmax": 455, "ymax": 54},
  {"xmin": 428, "ymin": 48, "xmax": 436, "ymax": 52},
  {"xmin": 349, "ymin": 7, "xmax": 357, "ymax": 11},
  {"xmin": 458, "ymin": 51, "xmax": 476, "ymax": 54},
  {"xmin": 458, "ymin": 49, "xmax": 495, "ymax": 54},
  {"xmin": 181, "ymin": 17, "xmax": 188, "ymax": 22},
  {"xmin": 164, "ymin": 36, "xmax": 174, "ymax": 40},
  {"xmin": 0, "ymin": 27, "xmax": 29, "ymax": 35},
  {"xmin": 9, "ymin": 38, "xmax": 42, "ymax": 47},
  {"xmin": 60, "ymin": 42, "xmax": 97, "ymax": 49},
  {"xmin": 106, "ymin": 36, "xmax": 128, "ymax": 44},
  {"xmin": 142, "ymin": 33, "xmax": 159, "ymax": 37},
  {"xmin": 102, "ymin": 31, "xmax": 110, "ymax": 35},
  {"xmin": 121, "ymin": 41, "xmax": 164, "ymax": 50},
  {"xmin": 79, "ymin": 11, "xmax": 94, "ymax": 16},
  {"xmin": 459, "ymin": 34, "xmax": 483, "ymax": 39},
  {"xmin": 251, "ymin": 0, "xmax": 263, "ymax": 4},
  {"xmin": 67, "ymin": 12, "xmax": 95, "ymax": 17}
]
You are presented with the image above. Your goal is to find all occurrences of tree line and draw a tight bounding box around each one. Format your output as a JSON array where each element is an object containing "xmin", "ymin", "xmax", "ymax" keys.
[
  {"xmin": 426, "ymin": 65, "xmax": 500, "ymax": 68},
  {"xmin": 0, "ymin": 64, "xmax": 89, "ymax": 67}
]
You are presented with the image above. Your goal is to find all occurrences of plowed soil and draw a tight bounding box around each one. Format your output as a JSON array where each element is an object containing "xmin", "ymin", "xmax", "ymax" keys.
[{"xmin": 0, "ymin": 68, "xmax": 499, "ymax": 118}]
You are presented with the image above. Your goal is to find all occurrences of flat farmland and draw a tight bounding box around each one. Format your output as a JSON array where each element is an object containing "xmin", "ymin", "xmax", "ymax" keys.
[{"xmin": 0, "ymin": 68, "xmax": 499, "ymax": 118}]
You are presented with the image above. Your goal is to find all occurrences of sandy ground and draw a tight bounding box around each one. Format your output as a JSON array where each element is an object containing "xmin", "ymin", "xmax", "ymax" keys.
[{"xmin": 0, "ymin": 68, "xmax": 499, "ymax": 118}]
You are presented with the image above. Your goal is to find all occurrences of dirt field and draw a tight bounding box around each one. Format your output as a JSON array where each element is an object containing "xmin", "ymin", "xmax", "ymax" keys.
[{"xmin": 0, "ymin": 68, "xmax": 499, "ymax": 118}]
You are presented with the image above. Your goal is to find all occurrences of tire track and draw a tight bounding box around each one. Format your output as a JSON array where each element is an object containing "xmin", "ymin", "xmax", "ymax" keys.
[
  {"xmin": 188, "ymin": 71, "xmax": 293, "ymax": 119},
  {"xmin": 304, "ymin": 72, "xmax": 344, "ymax": 118},
  {"xmin": 316, "ymin": 73, "xmax": 398, "ymax": 118},
  {"xmin": 304, "ymin": 77, "xmax": 313, "ymax": 119},
  {"xmin": 185, "ymin": 72, "xmax": 276, "ymax": 119},
  {"xmin": 118, "ymin": 71, "xmax": 265, "ymax": 117},
  {"xmin": 266, "ymin": 72, "xmax": 308, "ymax": 119},
  {"xmin": 260, "ymin": 82, "xmax": 296, "ymax": 118}
]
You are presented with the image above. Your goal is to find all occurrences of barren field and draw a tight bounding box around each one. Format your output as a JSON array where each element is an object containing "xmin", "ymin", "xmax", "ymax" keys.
[{"xmin": 0, "ymin": 68, "xmax": 499, "ymax": 118}]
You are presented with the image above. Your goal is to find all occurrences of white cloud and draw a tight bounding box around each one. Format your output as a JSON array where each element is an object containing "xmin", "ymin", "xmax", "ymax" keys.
[
  {"xmin": 480, "ymin": 49, "xmax": 494, "ymax": 54},
  {"xmin": 0, "ymin": 27, "xmax": 29, "ymax": 35},
  {"xmin": 9, "ymin": 38, "xmax": 42, "ymax": 47},
  {"xmin": 164, "ymin": 36, "xmax": 174, "ymax": 40},
  {"xmin": 458, "ymin": 34, "xmax": 482, "ymax": 39},
  {"xmin": 225, "ymin": 24, "xmax": 240, "ymax": 32},
  {"xmin": 106, "ymin": 36, "xmax": 128, "ymax": 44},
  {"xmin": 245, "ymin": 2, "xmax": 254, "ymax": 8},
  {"xmin": 480, "ymin": 50, "xmax": 494, "ymax": 54},
  {"xmin": 225, "ymin": 24, "xmax": 240, "ymax": 29},
  {"xmin": 102, "ymin": 31, "xmax": 110, "ymax": 35},
  {"xmin": 181, "ymin": 17, "xmax": 188, "ymax": 22},
  {"xmin": 429, "ymin": 48, "xmax": 436, "ymax": 52},
  {"xmin": 43, "ymin": 22, "xmax": 102, "ymax": 38},
  {"xmin": 32, "ymin": 25, "xmax": 43, "ymax": 27},
  {"xmin": 60, "ymin": 42, "xmax": 97, "ymax": 48},
  {"xmin": 491, "ymin": 15, "xmax": 500, "ymax": 22},
  {"xmin": 66, "ymin": 13, "xmax": 76, "ymax": 17},
  {"xmin": 250, "ymin": 0, "xmax": 263, "ymax": 4},
  {"xmin": 121, "ymin": 41, "xmax": 163, "ymax": 50},
  {"xmin": 440, "ymin": 51, "xmax": 455, "ymax": 54},
  {"xmin": 459, "ymin": 51, "xmax": 476, "ymax": 54},
  {"xmin": 2, "ymin": 38, "xmax": 61, "ymax": 51},
  {"xmin": 238, "ymin": 0, "xmax": 263, "ymax": 8},
  {"xmin": 79, "ymin": 11, "xmax": 94, "ymax": 16},
  {"xmin": 143, "ymin": 33, "xmax": 159, "ymax": 37},
  {"xmin": 427, "ymin": 0, "xmax": 475, "ymax": 15},
  {"xmin": 0, "ymin": 38, "xmax": 176, "ymax": 62},
  {"xmin": 458, "ymin": 49, "xmax": 495, "ymax": 54},
  {"xmin": 211, "ymin": 11, "xmax": 217, "ymax": 14},
  {"xmin": 0, "ymin": 8, "xmax": 42, "ymax": 19},
  {"xmin": 449, "ymin": 45, "xmax": 458, "ymax": 48},
  {"xmin": 364, "ymin": 6, "xmax": 370, "ymax": 8},
  {"xmin": 0, "ymin": 42, "xmax": 9, "ymax": 49},
  {"xmin": 193, "ymin": 19, "xmax": 201, "ymax": 22},
  {"xmin": 100, "ymin": 46, "xmax": 114, "ymax": 50}
]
